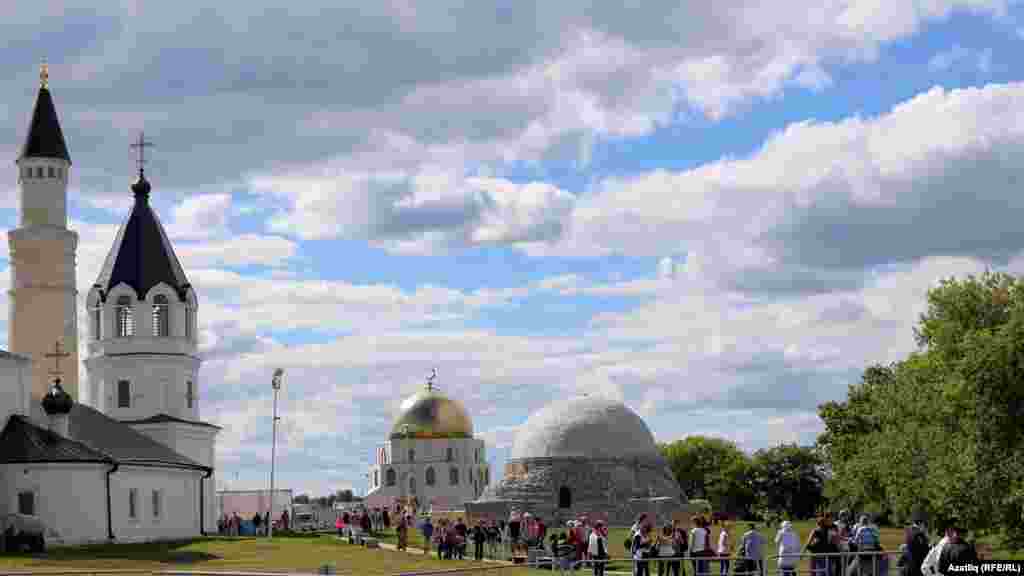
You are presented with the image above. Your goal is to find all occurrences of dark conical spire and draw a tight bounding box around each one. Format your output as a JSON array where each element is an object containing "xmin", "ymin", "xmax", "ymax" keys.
[
  {"xmin": 19, "ymin": 62, "xmax": 71, "ymax": 164},
  {"xmin": 93, "ymin": 135, "xmax": 190, "ymax": 302}
]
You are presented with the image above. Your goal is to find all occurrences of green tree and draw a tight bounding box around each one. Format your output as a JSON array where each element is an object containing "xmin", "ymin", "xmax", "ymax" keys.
[
  {"xmin": 818, "ymin": 272, "xmax": 1024, "ymax": 545},
  {"xmin": 749, "ymin": 444, "xmax": 826, "ymax": 520},
  {"xmin": 660, "ymin": 436, "xmax": 755, "ymax": 516}
]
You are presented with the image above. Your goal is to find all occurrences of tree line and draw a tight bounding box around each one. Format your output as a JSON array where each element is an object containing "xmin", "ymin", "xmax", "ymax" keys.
[{"xmin": 660, "ymin": 272, "xmax": 1023, "ymax": 549}]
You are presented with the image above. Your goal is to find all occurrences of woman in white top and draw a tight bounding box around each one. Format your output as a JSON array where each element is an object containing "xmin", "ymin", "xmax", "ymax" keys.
[
  {"xmin": 775, "ymin": 521, "xmax": 801, "ymax": 576},
  {"xmin": 717, "ymin": 522, "xmax": 731, "ymax": 576},
  {"xmin": 588, "ymin": 521, "xmax": 609, "ymax": 576},
  {"xmin": 690, "ymin": 516, "xmax": 712, "ymax": 576}
]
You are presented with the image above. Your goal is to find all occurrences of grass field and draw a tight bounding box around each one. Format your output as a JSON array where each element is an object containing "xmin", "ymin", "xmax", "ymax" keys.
[{"xmin": 0, "ymin": 534, "xmax": 544, "ymax": 574}]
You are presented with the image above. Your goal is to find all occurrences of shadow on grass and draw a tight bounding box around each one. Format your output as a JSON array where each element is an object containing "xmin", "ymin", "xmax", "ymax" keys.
[{"xmin": 2, "ymin": 538, "xmax": 222, "ymax": 563}]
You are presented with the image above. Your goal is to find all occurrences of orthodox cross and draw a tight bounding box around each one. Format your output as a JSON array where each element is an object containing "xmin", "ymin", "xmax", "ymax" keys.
[
  {"xmin": 44, "ymin": 340, "xmax": 70, "ymax": 377},
  {"xmin": 39, "ymin": 59, "xmax": 49, "ymax": 89},
  {"xmin": 130, "ymin": 132, "xmax": 154, "ymax": 175},
  {"xmin": 426, "ymin": 368, "xmax": 437, "ymax": 391}
]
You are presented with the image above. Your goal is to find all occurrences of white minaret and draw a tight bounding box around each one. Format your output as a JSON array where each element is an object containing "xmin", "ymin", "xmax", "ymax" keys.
[
  {"xmin": 8, "ymin": 62, "xmax": 80, "ymax": 402},
  {"xmin": 83, "ymin": 132, "xmax": 219, "ymax": 532}
]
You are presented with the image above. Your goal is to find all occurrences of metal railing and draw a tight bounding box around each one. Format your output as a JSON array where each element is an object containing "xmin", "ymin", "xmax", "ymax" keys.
[{"xmin": 557, "ymin": 550, "xmax": 901, "ymax": 576}]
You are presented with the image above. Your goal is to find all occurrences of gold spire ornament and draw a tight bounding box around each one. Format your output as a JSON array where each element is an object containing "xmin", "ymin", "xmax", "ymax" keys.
[{"xmin": 40, "ymin": 59, "xmax": 49, "ymax": 89}]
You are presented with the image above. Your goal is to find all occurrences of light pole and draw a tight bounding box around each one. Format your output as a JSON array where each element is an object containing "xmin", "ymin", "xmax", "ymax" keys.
[{"xmin": 268, "ymin": 368, "xmax": 283, "ymax": 538}]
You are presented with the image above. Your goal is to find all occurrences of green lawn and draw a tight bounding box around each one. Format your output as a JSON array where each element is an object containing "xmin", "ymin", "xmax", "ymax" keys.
[{"xmin": 0, "ymin": 534, "xmax": 546, "ymax": 574}]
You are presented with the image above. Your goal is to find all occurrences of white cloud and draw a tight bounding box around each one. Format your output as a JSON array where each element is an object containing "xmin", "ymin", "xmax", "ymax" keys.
[{"xmin": 166, "ymin": 193, "xmax": 232, "ymax": 240}]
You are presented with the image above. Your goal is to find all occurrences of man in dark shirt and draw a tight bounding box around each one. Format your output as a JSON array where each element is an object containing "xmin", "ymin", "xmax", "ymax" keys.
[{"xmin": 938, "ymin": 525, "xmax": 978, "ymax": 575}]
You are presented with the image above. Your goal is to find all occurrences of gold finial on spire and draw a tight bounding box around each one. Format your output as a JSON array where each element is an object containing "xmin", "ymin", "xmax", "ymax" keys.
[{"xmin": 40, "ymin": 58, "xmax": 49, "ymax": 89}]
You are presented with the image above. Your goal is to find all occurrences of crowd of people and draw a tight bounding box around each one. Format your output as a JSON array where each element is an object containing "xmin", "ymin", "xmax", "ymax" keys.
[
  {"xmin": 216, "ymin": 509, "xmax": 290, "ymax": 536},
  {"xmin": 229, "ymin": 500, "xmax": 979, "ymax": 576}
]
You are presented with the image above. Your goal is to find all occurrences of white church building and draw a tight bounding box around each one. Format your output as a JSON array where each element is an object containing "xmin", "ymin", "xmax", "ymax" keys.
[
  {"xmin": 364, "ymin": 372, "xmax": 490, "ymax": 512},
  {"xmin": 0, "ymin": 65, "xmax": 219, "ymax": 546}
]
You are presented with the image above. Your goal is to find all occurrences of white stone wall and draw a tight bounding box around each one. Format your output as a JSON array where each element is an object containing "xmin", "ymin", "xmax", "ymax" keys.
[
  {"xmin": 1, "ymin": 463, "xmax": 112, "ymax": 546},
  {"xmin": 366, "ymin": 437, "xmax": 490, "ymax": 509},
  {"xmin": 83, "ymin": 352, "xmax": 200, "ymax": 419},
  {"xmin": 110, "ymin": 466, "xmax": 204, "ymax": 542},
  {"xmin": 130, "ymin": 422, "xmax": 218, "ymax": 531}
]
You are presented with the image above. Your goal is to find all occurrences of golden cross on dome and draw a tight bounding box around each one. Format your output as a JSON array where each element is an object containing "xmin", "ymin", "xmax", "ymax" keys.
[
  {"xmin": 130, "ymin": 131, "xmax": 154, "ymax": 175},
  {"xmin": 426, "ymin": 368, "xmax": 437, "ymax": 391},
  {"xmin": 39, "ymin": 59, "xmax": 49, "ymax": 89},
  {"xmin": 44, "ymin": 340, "xmax": 70, "ymax": 376}
]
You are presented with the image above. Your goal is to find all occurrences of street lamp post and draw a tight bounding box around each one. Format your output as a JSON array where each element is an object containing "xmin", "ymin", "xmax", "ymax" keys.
[{"xmin": 269, "ymin": 368, "xmax": 283, "ymax": 538}]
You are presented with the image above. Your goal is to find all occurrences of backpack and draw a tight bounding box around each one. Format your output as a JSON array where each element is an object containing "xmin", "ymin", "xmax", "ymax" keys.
[{"xmin": 857, "ymin": 526, "xmax": 880, "ymax": 550}]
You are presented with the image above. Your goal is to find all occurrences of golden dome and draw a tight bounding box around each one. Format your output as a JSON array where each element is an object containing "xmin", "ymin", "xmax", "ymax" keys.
[{"xmin": 389, "ymin": 386, "xmax": 473, "ymax": 440}]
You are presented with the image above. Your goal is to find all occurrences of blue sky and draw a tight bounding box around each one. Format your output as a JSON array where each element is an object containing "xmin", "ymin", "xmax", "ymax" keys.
[{"xmin": 2, "ymin": 1, "xmax": 1024, "ymax": 498}]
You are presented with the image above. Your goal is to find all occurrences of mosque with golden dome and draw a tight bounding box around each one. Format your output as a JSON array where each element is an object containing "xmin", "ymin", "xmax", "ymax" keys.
[{"xmin": 364, "ymin": 370, "xmax": 490, "ymax": 511}]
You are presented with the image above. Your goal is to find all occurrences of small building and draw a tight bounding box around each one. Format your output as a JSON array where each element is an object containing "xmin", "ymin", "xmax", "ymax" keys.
[
  {"xmin": 468, "ymin": 395, "xmax": 686, "ymax": 526},
  {"xmin": 364, "ymin": 372, "xmax": 490, "ymax": 512},
  {"xmin": 216, "ymin": 489, "xmax": 294, "ymax": 521}
]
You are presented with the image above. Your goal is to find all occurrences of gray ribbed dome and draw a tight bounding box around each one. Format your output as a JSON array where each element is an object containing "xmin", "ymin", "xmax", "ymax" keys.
[{"xmin": 510, "ymin": 396, "xmax": 662, "ymax": 460}]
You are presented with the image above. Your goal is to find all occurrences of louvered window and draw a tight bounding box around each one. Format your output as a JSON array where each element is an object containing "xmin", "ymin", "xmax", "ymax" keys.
[
  {"xmin": 116, "ymin": 296, "xmax": 134, "ymax": 337},
  {"xmin": 152, "ymin": 294, "xmax": 169, "ymax": 337}
]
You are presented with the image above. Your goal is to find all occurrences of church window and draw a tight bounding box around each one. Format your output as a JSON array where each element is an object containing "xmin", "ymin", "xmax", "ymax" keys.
[
  {"xmin": 152, "ymin": 294, "xmax": 169, "ymax": 337},
  {"xmin": 48, "ymin": 166, "xmax": 55, "ymax": 178},
  {"xmin": 57, "ymin": 167, "xmax": 63, "ymax": 179},
  {"xmin": 17, "ymin": 491, "xmax": 35, "ymax": 516},
  {"xmin": 118, "ymin": 380, "xmax": 131, "ymax": 408},
  {"xmin": 186, "ymin": 380, "xmax": 194, "ymax": 409},
  {"xmin": 116, "ymin": 296, "xmax": 134, "ymax": 337},
  {"xmin": 92, "ymin": 307, "xmax": 102, "ymax": 340},
  {"xmin": 449, "ymin": 467, "xmax": 459, "ymax": 486},
  {"xmin": 129, "ymin": 488, "xmax": 138, "ymax": 519},
  {"xmin": 485, "ymin": 468, "xmax": 489, "ymax": 485},
  {"xmin": 185, "ymin": 305, "xmax": 194, "ymax": 339},
  {"xmin": 446, "ymin": 447, "xmax": 453, "ymax": 462},
  {"xmin": 386, "ymin": 468, "xmax": 396, "ymax": 486},
  {"xmin": 408, "ymin": 449, "xmax": 415, "ymax": 462},
  {"xmin": 36, "ymin": 166, "xmax": 43, "ymax": 178},
  {"xmin": 409, "ymin": 476, "xmax": 416, "ymax": 494},
  {"xmin": 558, "ymin": 485, "xmax": 571, "ymax": 509},
  {"xmin": 152, "ymin": 490, "xmax": 162, "ymax": 519},
  {"xmin": 425, "ymin": 467, "xmax": 435, "ymax": 486},
  {"xmin": 374, "ymin": 470, "xmax": 379, "ymax": 487},
  {"xmin": 475, "ymin": 448, "xmax": 479, "ymax": 462}
]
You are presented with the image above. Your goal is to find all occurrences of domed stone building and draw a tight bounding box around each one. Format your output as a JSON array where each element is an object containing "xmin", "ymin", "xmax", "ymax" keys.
[
  {"xmin": 467, "ymin": 395, "xmax": 685, "ymax": 526},
  {"xmin": 365, "ymin": 372, "xmax": 490, "ymax": 512}
]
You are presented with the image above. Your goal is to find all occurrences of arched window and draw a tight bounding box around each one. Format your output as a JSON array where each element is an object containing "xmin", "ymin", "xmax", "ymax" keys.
[
  {"xmin": 408, "ymin": 449, "xmax": 415, "ymax": 462},
  {"xmin": 35, "ymin": 166, "xmax": 43, "ymax": 178},
  {"xmin": 425, "ymin": 467, "xmax": 436, "ymax": 486},
  {"xmin": 485, "ymin": 468, "xmax": 489, "ymax": 485},
  {"xmin": 446, "ymin": 447, "xmax": 453, "ymax": 462},
  {"xmin": 409, "ymin": 476, "xmax": 416, "ymax": 494},
  {"xmin": 475, "ymin": 448, "xmax": 479, "ymax": 462},
  {"xmin": 152, "ymin": 294, "xmax": 169, "ymax": 337},
  {"xmin": 118, "ymin": 380, "xmax": 131, "ymax": 408},
  {"xmin": 186, "ymin": 380, "xmax": 194, "ymax": 409},
  {"xmin": 91, "ymin": 306, "xmax": 102, "ymax": 340},
  {"xmin": 374, "ymin": 470, "xmax": 379, "ymax": 487},
  {"xmin": 116, "ymin": 296, "xmax": 134, "ymax": 337},
  {"xmin": 449, "ymin": 467, "xmax": 459, "ymax": 486},
  {"xmin": 558, "ymin": 485, "xmax": 571, "ymax": 509},
  {"xmin": 185, "ymin": 303, "xmax": 194, "ymax": 339},
  {"xmin": 47, "ymin": 166, "xmax": 55, "ymax": 178},
  {"xmin": 386, "ymin": 469, "xmax": 396, "ymax": 486}
]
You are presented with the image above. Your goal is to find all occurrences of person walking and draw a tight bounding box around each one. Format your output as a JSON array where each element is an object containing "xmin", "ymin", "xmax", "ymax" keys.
[
  {"xmin": 657, "ymin": 524, "xmax": 676, "ymax": 576},
  {"xmin": 671, "ymin": 521, "xmax": 688, "ymax": 576},
  {"xmin": 473, "ymin": 522, "xmax": 486, "ymax": 561},
  {"xmin": 851, "ymin": 515, "xmax": 883, "ymax": 576},
  {"xmin": 775, "ymin": 521, "xmax": 800, "ymax": 576},
  {"xmin": 397, "ymin": 515, "xmax": 409, "ymax": 551},
  {"xmin": 421, "ymin": 516, "xmax": 435, "ymax": 556},
  {"xmin": 741, "ymin": 523, "xmax": 764, "ymax": 576},
  {"xmin": 633, "ymin": 523, "xmax": 654, "ymax": 576},
  {"xmin": 690, "ymin": 517, "xmax": 712, "ymax": 576},
  {"xmin": 717, "ymin": 522, "xmax": 732, "ymax": 576},
  {"xmin": 589, "ymin": 521, "xmax": 609, "ymax": 576},
  {"xmin": 937, "ymin": 524, "xmax": 977, "ymax": 575}
]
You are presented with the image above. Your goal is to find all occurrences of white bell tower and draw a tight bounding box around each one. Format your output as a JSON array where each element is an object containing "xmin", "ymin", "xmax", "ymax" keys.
[
  {"xmin": 8, "ymin": 62, "xmax": 79, "ymax": 402},
  {"xmin": 83, "ymin": 132, "xmax": 219, "ymax": 532}
]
